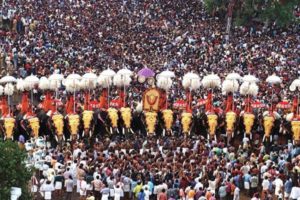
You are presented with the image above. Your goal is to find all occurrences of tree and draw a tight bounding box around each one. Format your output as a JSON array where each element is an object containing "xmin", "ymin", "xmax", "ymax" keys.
[
  {"xmin": 204, "ymin": 0, "xmax": 299, "ymax": 27},
  {"xmin": 0, "ymin": 140, "xmax": 32, "ymax": 200}
]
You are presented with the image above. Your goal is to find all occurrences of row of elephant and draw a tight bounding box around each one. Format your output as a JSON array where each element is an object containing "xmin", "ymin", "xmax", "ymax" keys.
[{"xmin": 1, "ymin": 107, "xmax": 299, "ymax": 144}]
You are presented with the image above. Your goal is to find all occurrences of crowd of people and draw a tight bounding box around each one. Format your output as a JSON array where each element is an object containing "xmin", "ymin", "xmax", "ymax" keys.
[{"xmin": 1, "ymin": 0, "xmax": 300, "ymax": 200}]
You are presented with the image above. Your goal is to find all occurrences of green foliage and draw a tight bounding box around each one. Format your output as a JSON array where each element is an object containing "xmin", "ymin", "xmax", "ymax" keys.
[
  {"xmin": 0, "ymin": 141, "xmax": 32, "ymax": 200},
  {"xmin": 204, "ymin": 0, "xmax": 299, "ymax": 27}
]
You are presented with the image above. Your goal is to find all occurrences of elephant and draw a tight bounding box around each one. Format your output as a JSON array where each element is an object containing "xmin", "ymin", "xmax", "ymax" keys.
[
  {"xmin": 144, "ymin": 111, "xmax": 157, "ymax": 135},
  {"xmin": 82, "ymin": 110, "xmax": 94, "ymax": 137},
  {"xmin": 181, "ymin": 112, "xmax": 192, "ymax": 135},
  {"xmin": 3, "ymin": 117, "xmax": 16, "ymax": 140},
  {"xmin": 161, "ymin": 109, "xmax": 174, "ymax": 136},
  {"xmin": 225, "ymin": 111, "xmax": 237, "ymax": 144},
  {"xmin": 120, "ymin": 107, "xmax": 133, "ymax": 135},
  {"xmin": 66, "ymin": 114, "xmax": 80, "ymax": 140},
  {"xmin": 51, "ymin": 113, "xmax": 65, "ymax": 142},
  {"xmin": 27, "ymin": 117, "xmax": 40, "ymax": 138},
  {"xmin": 291, "ymin": 120, "xmax": 300, "ymax": 145},
  {"xmin": 107, "ymin": 108, "xmax": 119, "ymax": 134},
  {"xmin": 242, "ymin": 113, "xmax": 255, "ymax": 139},
  {"xmin": 206, "ymin": 113, "xmax": 218, "ymax": 141}
]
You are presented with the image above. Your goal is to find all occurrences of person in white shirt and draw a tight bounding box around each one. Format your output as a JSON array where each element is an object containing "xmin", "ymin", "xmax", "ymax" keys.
[
  {"xmin": 272, "ymin": 176, "xmax": 283, "ymax": 197},
  {"xmin": 40, "ymin": 180, "xmax": 55, "ymax": 200},
  {"xmin": 114, "ymin": 185, "xmax": 123, "ymax": 200},
  {"xmin": 79, "ymin": 179, "xmax": 87, "ymax": 200},
  {"xmin": 65, "ymin": 175, "xmax": 74, "ymax": 200},
  {"xmin": 233, "ymin": 187, "xmax": 240, "ymax": 200},
  {"xmin": 290, "ymin": 186, "xmax": 300, "ymax": 200},
  {"xmin": 144, "ymin": 186, "xmax": 151, "ymax": 200},
  {"xmin": 262, "ymin": 177, "xmax": 270, "ymax": 191}
]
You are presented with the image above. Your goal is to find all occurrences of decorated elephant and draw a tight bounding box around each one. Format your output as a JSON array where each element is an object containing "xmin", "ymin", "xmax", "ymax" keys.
[
  {"xmin": 225, "ymin": 111, "xmax": 237, "ymax": 143},
  {"xmin": 291, "ymin": 120, "xmax": 300, "ymax": 144},
  {"xmin": 181, "ymin": 112, "xmax": 192, "ymax": 135},
  {"xmin": 242, "ymin": 113, "xmax": 255, "ymax": 139},
  {"xmin": 82, "ymin": 110, "xmax": 94, "ymax": 137},
  {"xmin": 206, "ymin": 113, "xmax": 218, "ymax": 140},
  {"xmin": 27, "ymin": 117, "xmax": 40, "ymax": 138},
  {"xmin": 262, "ymin": 111, "xmax": 280, "ymax": 142},
  {"xmin": 51, "ymin": 113, "xmax": 65, "ymax": 142},
  {"xmin": 144, "ymin": 111, "xmax": 157, "ymax": 135},
  {"xmin": 107, "ymin": 107, "xmax": 119, "ymax": 134},
  {"xmin": 67, "ymin": 114, "xmax": 80, "ymax": 140},
  {"xmin": 161, "ymin": 109, "xmax": 173, "ymax": 135},
  {"xmin": 3, "ymin": 117, "xmax": 16, "ymax": 140},
  {"xmin": 120, "ymin": 107, "xmax": 133, "ymax": 134}
]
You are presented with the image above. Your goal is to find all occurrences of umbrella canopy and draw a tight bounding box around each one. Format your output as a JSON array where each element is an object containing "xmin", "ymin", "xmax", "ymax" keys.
[
  {"xmin": 100, "ymin": 68, "xmax": 116, "ymax": 77},
  {"xmin": 25, "ymin": 75, "xmax": 39, "ymax": 89},
  {"xmin": 243, "ymin": 74, "xmax": 258, "ymax": 83},
  {"xmin": 173, "ymin": 99, "xmax": 187, "ymax": 109},
  {"xmin": 290, "ymin": 79, "xmax": 300, "ymax": 91},
  {"xmin": 266, "ymin": 75, "xmax": 282, "ymax": 84},
  {"xmin": 251, "ymin": 100, "xmax": 266, "ymax": 109},
  {"xmin": 276, "ymin": 101, "xmax": 291, "ymax": 109},
  {"xmin": 0, "ymin": 75, "xmax": 17, "ymax": 84},
  {"xmin": 48, "ymin": 73, "xmax": 64, "ymax": 81},
  {"xmin": 138, "ymin": 67, "xmax": 155, "ymax": 78},
  {"xmin": 226, "ymin": 72, "xmax": 241, "ymax": 81},
  {"xmin": 157, "ymin": 70, "xmax": 175, "ymax": 79},
  {"xmin": 197, "ymin": 99, "xmax": 207, "ymax": 106},
  {"xmin": 82, "ymin": 72, "xmax": 98, "ymax": 81},
  {"xmin": 66, "ymin": 73, "xmax": 82, "ymax": 80},
  {"xmin": 117, "ymin": 68, "xmax": 133, "ymax": 76}
]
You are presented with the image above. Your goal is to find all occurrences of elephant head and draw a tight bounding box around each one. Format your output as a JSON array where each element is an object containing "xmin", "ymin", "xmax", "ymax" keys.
[
  {"xmin": 291, "ymin": 120, "xmax": 300, "ymax": 142},
  {"xmin": 263, "ymin": 116, "xmax": 274, "ymax": 138},
  {"xmin": 243, "ymin": 113, "xmax": 255, "ymax": 135},
  {"xmin": 82, "ymin": 110, "xmax": 94, "ymax": 130},
  {"xmin": 68, "ymin": 114, "xmax": 80, "ymax": 140},
  {"xmin": 181, "ymin": 112, "xmax": 192, "ymax": 134},
  {"xmin": 226, "ymin": 111, "xmax": 236, "ymax": 134},
  {"xmin": 28, "ymin": 117, "xmax": 40, "ymax": 138},
  {"xmin": 4, "ymin": 117, "xmax": 15, "ymax": 140},
  {"xmin": 52, "ymin": 114, "xmax": 64, "ymax": 141},
  {"xmin": 207, "ymin": 114, "xmax": 218, "ymax": 136},
  {"xmin": 107, "ymin": 108, "xmax": 119, "ymax": 128},
  {"xmin": 120, "ymin": 107, "xmax": 132, "ymax": 129},
  {"xmin": 144, "ymin": 111, "xmax": 157, "ymax": 135},
  {"xmin": 162, "ymin": 109, "xmax": 173, "ymax": 131}
]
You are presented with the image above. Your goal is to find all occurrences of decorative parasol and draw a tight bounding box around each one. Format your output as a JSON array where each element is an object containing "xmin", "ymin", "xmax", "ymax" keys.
[
  {"xmin": 197, "ymin": 99, "xmax": 207, "ymax": 106},
  {"xmin": 100, "ymin": 68, "xmax": 116, "ymax": 78},
  {"xmin": 24, "ymin": 74, "xmax": 39, "ymax": 89},
  {"xmin": 251, "ymin": 100, "xmax": 266, "ymax": 109},
  {"xmin": 117, "ymin": 68, "xmax": 133, "ymax": 76},
  {"xmin": 266, "ymin": 75, "xmax": 282, "ymax": 84},
  {"xmin": 226, "ymin": 72, "xmax": 241, "ymax": 81},
  {"xmin": 48, "ymin": 73, "xmax": 64, "ymax": 81},
  {"xmin": 66, "ymin": 73, "xmax": 82, "ymax": 81},
  {"xmin": 173, "ymin": 99, "xmax": 187, "ymax": 110},
  {"xmin": 243, "ymin": 74, "xmax": 258, "ymax": 83},
  {"xmin": 276, "ymin": 100, "xmax": 291, "ymax": 109},
  {"xmin": 157, "ymin": 70, "xmax": 175, "ymax": 79},
  {"xmin": 82, "ymin": 72, "xmax": 98, "ymax": 81},
  {"xmin": 138, "ymin": 67, "xmax": 155, "ymax": 78},
  {"xmin": 0, "ymin": 75, "xmax": 17, "ymax": 84}
]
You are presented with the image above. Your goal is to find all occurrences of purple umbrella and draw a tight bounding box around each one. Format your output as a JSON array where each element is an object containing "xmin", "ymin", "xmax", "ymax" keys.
[{"xmin": 138, "ymin": 67, "xmax": 155, "ymax": 78}]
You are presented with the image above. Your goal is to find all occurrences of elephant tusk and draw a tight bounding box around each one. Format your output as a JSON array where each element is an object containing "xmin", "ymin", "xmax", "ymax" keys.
[
  {"xmin": 110, "ymin": 127, "xmax": 112, "ymax": 134},
  {"xmin": 130, "ymin": 128, "xmax": 134, "ymax": 134},
  {"xmin": 63, "ymin": 135, "xmax": 65, "ymax": 141},
  {"xmin": 262, "ymin": 135, "xmax": 265, "ymax": 142},
  {"xmin": 163, "ymin": 129, "xmax": 165, "ymax": 137},
  {"xmin": 55, "ymin": 135, "xmax": 58, "ymax": 142},
  {"xmin": 214, "ymin": 135, "xmax": 217, "ymax": 142},
  {"xmin": 89, "ymin": 130, "xmax": 92, "ymax": 138},
  {"xmin": 122, "ymin": 128, "xmax": 125, "ymax": 135},
  {"xmin": 82, "ymin": 131, "xmax": 84, "ymax": 138}
]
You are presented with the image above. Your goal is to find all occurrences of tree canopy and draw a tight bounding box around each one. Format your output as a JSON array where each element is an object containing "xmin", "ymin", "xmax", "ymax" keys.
[
  {"xmin": 0, "ymin": 141, "xmax": 32, "ymax": 200},
  {"xmin": 204, "ymin": 0, "xmax": 299, "ymax": 27}
]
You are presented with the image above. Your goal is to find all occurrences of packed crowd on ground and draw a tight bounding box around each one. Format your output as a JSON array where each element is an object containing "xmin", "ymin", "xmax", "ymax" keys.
[{"xmin": 1, "ymin": 0, "xmax": 300, "ymax": 200}]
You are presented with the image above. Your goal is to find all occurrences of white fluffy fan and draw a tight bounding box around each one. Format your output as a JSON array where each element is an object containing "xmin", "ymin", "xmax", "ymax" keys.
[
  {"xmin": 64, "ymin": 78, "xmax": 81, "ymax": 92},
  {"xmin": 266, "ymin": 75, "xmax": 281, "ymax": 84},
  {"xmin": 4, "ymin": 83, "xmax": 14, "ymax": 96},
  {"xmin": 157, "ymin": 77, "xmax": 172, "ymax": 91},
  {"xmin": 0, "ymin": 85, "xmax": 4, "ymax": 95},
  {"xmin": 202, "ymin": 74, "xmax": 221, "ymax": 89},
  {"xmin": 240, "ymin": 82, "xmax": 259, "ymax": 96},
  {"xmin": 290, "ymin": 79, "xmax": 300, "ymax": 92},
  {"xmin": 16, "ymin": 78, "xmax": 29, "ymax": 91},
  {"xmin": 222, "ymin": 79, "xmax": 239, "ymax": 94},
  {"xmin": 98, "ymin": 75, "xmax": 113, "ymax": 88},
  {"xmin": 39, "ymin": 77, "xmax": 50, "ymax": 90},
  {"xmin": 113, "ymin": 73, "xmax": 132, "ymax": 87},
  {"xmin": 182, "ymin": 72, "xmax": 201, "ymax": 91}
]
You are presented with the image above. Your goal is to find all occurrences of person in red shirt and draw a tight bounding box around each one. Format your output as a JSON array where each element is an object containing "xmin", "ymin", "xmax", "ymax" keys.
[{"xmin": 157, "ymin": 188, "xmax": 167, "ymax": 200}]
